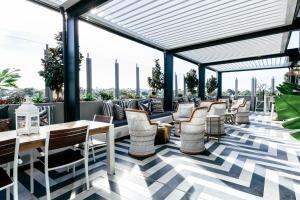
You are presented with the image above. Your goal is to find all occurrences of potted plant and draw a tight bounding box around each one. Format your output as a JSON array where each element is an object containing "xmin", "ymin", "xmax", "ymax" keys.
[
  {"xmin": 0, "ymin": 68, "xmax": 20, "ymax": 91},
  {"xmin": 147, "ymin": 59, "xmax": 164, "ymax": 97},
  {"xmin": 39, "ymin": 32, "xmax": 84, "ymax": 100},
  {"xmin": 185, "ymin": 69, "xmax": 198, "ymax": 97},
  {"xmin": 275, "ymin": 81, "xmax": 300, "ymax": 129},
  {"xmin": 206, "ymin": 75, "xmax": 217, "ymax": 97}
]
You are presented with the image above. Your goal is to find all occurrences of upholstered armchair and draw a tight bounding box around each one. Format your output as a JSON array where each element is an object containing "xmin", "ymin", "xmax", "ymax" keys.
[
  {"xmin": 206, "ymin": 102, "xmax": 227, "ymax": 136},
  {"xmin": 236, "ymin": 101, "xmax": 251, "ymax": 124},
  {"xmin": 125, "ymin": 109, "xmax": 158, "ymax": 157},
  {"xmin": 172, "ymin": 103, "xmax": 194, "ymax": 136},
  {"xmin": 231, "ymin": 98, "xmax": 245, "ymax": 111},
  {"xmin": 180, "ymin": 107, "xmax": 208, "ymax": 154}
]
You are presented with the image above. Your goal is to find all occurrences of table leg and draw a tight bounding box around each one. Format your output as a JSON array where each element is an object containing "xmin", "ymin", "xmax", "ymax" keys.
[
  {"xmin": 106, "ymin": 125, "xmax": 115, "ymax": 175},
  {"xmin": 30, "ymin": 151, "xmax": 34, "ymax": 193}
]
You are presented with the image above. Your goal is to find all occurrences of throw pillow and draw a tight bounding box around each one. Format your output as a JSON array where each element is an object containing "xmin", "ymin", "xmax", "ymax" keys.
[
  {"xmin": 127, "ymin": 100, "xmax": 138, "ymax": 109},
  {"xmin": 120, "ymin": 100, "xmax": 128, "ymax": 109},
  {"xmin": 113, "ymin": 104, "xmax": 125, "ymax": 120},
  {"xmin": 151, "ymin": 100, "xmax": 164, "ymax": 113},
  {"xmin": 0, "ymin": 106, "xmax": 9, "ymax": 119},
  {"xmin": 139, "ymin": 102, "xmax": 152, "ymax": 115},
  {"xmin": 103, "ymin": 101, "xmax": 114, "ymax": 118}
]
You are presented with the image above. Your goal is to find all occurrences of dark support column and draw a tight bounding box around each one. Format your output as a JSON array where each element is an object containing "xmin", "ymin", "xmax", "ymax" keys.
[
  {"xmin": 198, "ymin": 64, "xmax": 205, "ymax": 100},
  {"xmin": 164, "ymin": 52, "xmax": 173, "ymax": 111},
  {"xmin": 64, "ymin": 14, "xmax": 80, "ymax": 122},
  {"xmin": 217, "ymin": 72, "xmax": 222, "ymax": 99}
]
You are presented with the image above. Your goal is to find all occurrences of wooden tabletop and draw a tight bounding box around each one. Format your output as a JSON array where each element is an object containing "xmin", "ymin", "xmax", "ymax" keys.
[{"xmin": 0, "ymin": 120, "xmax": 112, "ymax": 152}]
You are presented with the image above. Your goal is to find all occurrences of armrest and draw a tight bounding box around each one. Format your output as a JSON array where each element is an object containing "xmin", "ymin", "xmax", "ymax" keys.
[{"xmin": 172, "ymin": 112, "xmax": 179, "ymax": 121}]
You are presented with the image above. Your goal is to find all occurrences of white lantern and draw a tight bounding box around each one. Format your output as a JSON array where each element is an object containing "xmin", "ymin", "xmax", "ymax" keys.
[{"xmin": 15, "ymin": 97, "xmax": 40, "ymax": 135}]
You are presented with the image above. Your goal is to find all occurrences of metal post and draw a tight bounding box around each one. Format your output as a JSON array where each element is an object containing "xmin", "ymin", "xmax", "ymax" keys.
[
  {"xmin": 217, "ymin": 72, "xmax": 222, "ymax": 99},
  {"xmin": 136, "ymin": 64, "xmax": 140, "ymax": 97},
  {"xmin": 115, "ymin": 60, "xmax": 120, "ymax": 99},
  {"xmin": 271, "ymin": 77, "xmax": 275, "ymax": 94},
  {"xmin": 164, "ymin": 52, "xmax": 173, "ymax": 111},
  {"xmin": 44, "ymin": 44, "xmax": 53, "ymax": 102},
  {"xmin": 63, "ymin": 9, "xmax": 80, "ymax": 122},
  {"xmin": 86, "ymin": 53, "xmax": 92, "ymax": 94},
  {"xmin": 198, "ymin": 64, "xmax": 205, "ymax": 100},
  {"xmin": 235, "ymin": 78, "xmax": 238, "ymax": 99},
  {"xmin": 251, "ymin": 77, "xmax": 255, "ymax": 110},
  {"xmin": 183, "ymin": 75, "xmax": 186, "ymax": 97},
  {"xmin": 175, "ymin": 72, "xmax": 178, "ymax": 97}
]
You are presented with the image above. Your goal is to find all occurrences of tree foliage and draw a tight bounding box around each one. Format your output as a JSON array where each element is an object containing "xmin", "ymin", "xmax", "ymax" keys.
[
  {"xmin": 147, "ymin": 59, "xmax": 164, "ymax": 95},
  {"xmin": 39, "ymin": 32, "xmax": 83, "ymax": 98},
  {"xmin": 0, "ymin": 68, "xmax": 20, "ymax": 90},
  {"xmin": 206, "ymin": 75, "xmax": 217, "ymax": 95},
  {"xmin": 185, "ymin": 69, "xmax": 198, "ymax": 96}
]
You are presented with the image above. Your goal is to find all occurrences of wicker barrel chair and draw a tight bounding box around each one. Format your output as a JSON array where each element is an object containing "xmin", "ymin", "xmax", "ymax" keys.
[
  {"xmin": 180, "ymin": 107, "xmax": 208, "ymax": 154},
  {"xmin": 125, "ymin": 109, "xmax": 158, "ymax": 157},
  {"xmin": 206, "ymin": 102, "xmax": 227, "ymax": 136},
  {"xmin": 172, "ymin": 103, "xmax": 194, "ymax": 136},
  {"xmin": 236, "ymin": 101, "xmax": 251, "ymax": 124}
]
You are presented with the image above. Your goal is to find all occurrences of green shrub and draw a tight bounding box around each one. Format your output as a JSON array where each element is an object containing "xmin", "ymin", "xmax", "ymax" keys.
[
  {"xmin": 81, "ymin": 93, "xmax": 96, "ymax": 101},
  {"xmin": 32, "ymin": 93, "xmax": 46, "ymax": 103}
]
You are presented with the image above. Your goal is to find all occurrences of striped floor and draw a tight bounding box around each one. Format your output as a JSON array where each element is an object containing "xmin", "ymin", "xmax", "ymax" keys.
[{"xmin": 2, "ymin": 112, "xmax": 300, "ymax": 200}]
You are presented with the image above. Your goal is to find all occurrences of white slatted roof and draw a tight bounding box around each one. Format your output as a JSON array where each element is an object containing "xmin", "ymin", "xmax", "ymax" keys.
[
  {"xmin": 82, "ymin": 0, "xmax": 296, "ymax": 50},
  {"xmin": 31, "ymin": 0, "xmax": 298, "ymax": 71},
  {"xmin": 208, "ymin": 57, "xmax": 290, "ymax": 72},
  {"xmin": 179, "ymin": 34, "xmax": 287, "ymax": 63}
]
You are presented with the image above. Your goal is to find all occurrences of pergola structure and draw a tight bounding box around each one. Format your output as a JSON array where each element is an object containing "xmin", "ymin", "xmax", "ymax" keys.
[{"xmin": 29, "ymin": 0, "xmax": 300, "ymax": 122}]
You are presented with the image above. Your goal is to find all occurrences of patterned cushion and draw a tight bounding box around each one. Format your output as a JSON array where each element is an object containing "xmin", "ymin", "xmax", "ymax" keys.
[
  {"xmin": 113, "ymin": 104, "xmax": 125, "ymax": 120},
  {"xmin": 139, "ymin": 102, "xmax": 152, "ymax": 115},
  {"xmin": 120, "ymin": 100, "xmax": 128, "ymax": 109},
  {"xmin": 151, "ymin": 100, "xmax": 164, "ymax": 113},
  {"xmin": 0, "ymin": 106, "xmax": 8, "ymax": 119},
  {"xmin": 127, "ymin": 100, "xmax": 138, "ymax": 109},
  {"xmin": 103, "ymin": 101, "xmax": 114, "ymax": 117}
]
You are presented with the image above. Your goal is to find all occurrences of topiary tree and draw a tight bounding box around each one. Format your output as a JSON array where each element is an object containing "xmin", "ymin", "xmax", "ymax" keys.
[
  {"xmin": 147, "ymin": 59, "xmax": 164, "ymax": 96},
  {"xmin": 185, "ymin": 69, "xmax": 198, "ymax": 96},
  {"xmin": 206, "ymin": 75, "xmax": 217, "ymax": 95},
  {"xmin": 39, "ymin": 32, "xmax": 83, "ymax": 99}
]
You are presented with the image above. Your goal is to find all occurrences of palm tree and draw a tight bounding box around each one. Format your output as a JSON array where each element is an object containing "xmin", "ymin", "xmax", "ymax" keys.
[{"xmin": 0, "ymin": 68, "xmax": 21, "ymax": 90}]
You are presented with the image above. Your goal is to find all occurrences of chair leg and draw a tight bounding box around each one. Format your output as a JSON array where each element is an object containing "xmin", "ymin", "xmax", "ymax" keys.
[
  {"xmin": 73, "ymin": 164, "xmax": 76, "ymax": 177},
  {"xmin": 85, "ymin": 150, "xmax": 90, "ymax": 190},
  {"xmin": 6, "ymin": 163, "xmax": 10, "ymax": 200},
  {"xmin": 92, "ymin": 146, "xmax": 96, "ymax": 162},
  {"xmin": 30, "ymin": 151, "xmax": 34, "ymax": 193},
  {"xmin": 90, "ymin": 137, "xmax": 96, "ymax": 162},
  {"xmin": 45, "ymin": 167, "xmax": 51, "ymax": 200}
]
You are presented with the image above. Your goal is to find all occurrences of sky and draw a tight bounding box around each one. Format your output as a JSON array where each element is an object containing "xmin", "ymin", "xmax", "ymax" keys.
[{"xmin": 0, "ymin": 0, "xmax": 298, "ymax": 92}]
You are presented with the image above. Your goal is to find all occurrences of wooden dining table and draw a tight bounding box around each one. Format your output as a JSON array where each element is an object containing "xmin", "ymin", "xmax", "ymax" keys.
[{"xmin": 0, "ymin": 120, "xmax": 115, "ymax": 175}]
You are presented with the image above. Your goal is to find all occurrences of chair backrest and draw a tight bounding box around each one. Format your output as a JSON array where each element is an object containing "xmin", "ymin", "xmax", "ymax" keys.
[
  {"xmin": 93, "ymin": 115, "xmax": 113, "ymax": 124},
  {"xmin": 238, "ymin": 101, "xmax": 251, "ymax": 112},
  {"xmin": 0, "ymin": 137, "xmax": 19, "ymax": 165},
  {"xmin": 200, "ymin": 101, "xmax": 214, "ymax": 108},
  {"xmin": 46, "ymin": 125, "xmax": 89, "ymax": 151},
  {"xmin": 189, "ymin": 107, "xmax": 208, "ymax": 124},
  {"xmin": 208, "ymin": 102, "xmax": 227, "ymax": 116},
  {"xmin": 125, "ymin": 109, "xmax": 153, "ymax": 131},
  {"xmin": 176, "ymin": 103, "xmax": 194, "ymax": 118}
]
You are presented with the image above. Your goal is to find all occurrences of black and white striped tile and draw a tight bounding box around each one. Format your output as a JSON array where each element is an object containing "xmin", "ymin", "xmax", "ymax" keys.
[{"xmin": 2, "ymin": 112, "xmax": 300, "ymax": 200}]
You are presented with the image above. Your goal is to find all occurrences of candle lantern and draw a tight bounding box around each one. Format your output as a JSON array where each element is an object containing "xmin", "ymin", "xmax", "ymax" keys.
[{"xmin": 15, "ymin": 97, "xmax": 40, "ymax": 135}]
